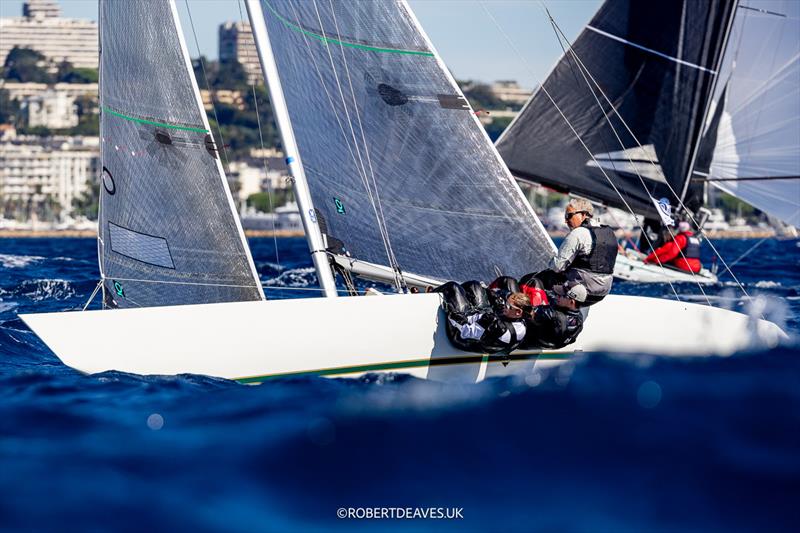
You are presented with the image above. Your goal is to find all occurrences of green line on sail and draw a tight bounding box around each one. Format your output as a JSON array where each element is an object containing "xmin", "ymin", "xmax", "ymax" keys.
[
  {"xmin": 102, "ymin": 106, "xmax": 208, "ymax": 133},
  {"xmin": 262, "ymin": 0, "xmax": 435, "ymax": 57}
]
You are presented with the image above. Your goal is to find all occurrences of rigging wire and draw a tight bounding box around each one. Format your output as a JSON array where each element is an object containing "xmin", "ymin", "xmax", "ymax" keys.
[
  {"xmin": 540, "ymin": 3, "xmax": 756, "ymax": 304},
  {"xmin": 323, "ymin": 0, "xmax": 408, "ymax": 292},
  {"xmin": 282, "ymin": 0, "xmax": 402, "ymax": 292},
  {"xmin": 478, "ymin": 1, "xmax": 684, "ymax": 301},
  {"xmin": 306, "ymin": 0, "xmax": 406, "ymax": 292},
  {"xmin": 237, "ymin": 0, "xmax": 281, "ymax": 269},
  {"xmin": 82, "ymin": 280, "xmax": 103, "ymax": 311},
  {"xmin": 542, "ymin": 5, "xmax": 713, "ymax": 306},
  {"xmin": 183, "ymin": 0, "xmax": 232, "ymax": 171},
  {"xmin": 726, "ymin": 235, "xmax": 769, "ymax": 270}
]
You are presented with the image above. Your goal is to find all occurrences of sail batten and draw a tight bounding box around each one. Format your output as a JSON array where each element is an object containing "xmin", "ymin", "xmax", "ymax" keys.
[
  {"xmin": 251, "ymin": 0, "xmax": 555, "ymax": 284},
  {"xmin": 98, "ymin": 0, "xmax": 264, "ymax": 308}
]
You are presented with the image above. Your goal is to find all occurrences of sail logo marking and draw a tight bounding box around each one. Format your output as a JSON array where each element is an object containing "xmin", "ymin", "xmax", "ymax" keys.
[
  {"xmin": 101, "ymin": 167, "xmax": 116, "ymax": 195},
  {"xmin": 113, "ymin": 280, "xmax": 125, "ymax": 297},
  {"xmin": 334, "ymin": 197, "xmax": 346, "ymax": 214}
]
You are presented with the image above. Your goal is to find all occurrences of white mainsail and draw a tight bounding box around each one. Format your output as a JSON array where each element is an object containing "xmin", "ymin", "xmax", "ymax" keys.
[
  {"xmin": 98, "ymin": 0, "xmax": 264, "ymax": 308},
  {"xmin": 701, "ymin": 1, "xmax": 800, "ymax": 227},
  {"xmin": 247, "ymin": 0, "xmax": 555, "ymax": 288}
]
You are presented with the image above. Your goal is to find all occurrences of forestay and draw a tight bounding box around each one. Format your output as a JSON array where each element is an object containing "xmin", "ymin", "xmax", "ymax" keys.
[
  {"xmin": 496, "ymin": 0, "xmax": 735, "ymax": 219},
  {"xmin": 700, "ymin": 1, "xmax": 800, "ymax": 227},
  {"xmin": 98, "ymin": 0, "xmax": 263, "ymax": 308},
  {"xmin": 253, "ymin": 0, "xmax": 554, "ymax": 284}
]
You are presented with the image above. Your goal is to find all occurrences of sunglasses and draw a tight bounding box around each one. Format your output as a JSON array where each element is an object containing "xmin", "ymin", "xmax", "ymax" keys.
[{"xmin": 565, "ymin": 210, "xmax": 589, "ymax": 221}]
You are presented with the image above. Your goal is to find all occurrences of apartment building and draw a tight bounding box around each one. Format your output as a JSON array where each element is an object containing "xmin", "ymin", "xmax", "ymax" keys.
[{"xmin": 0, "ymin": 0, "xmax": 98, "ymax": 70}]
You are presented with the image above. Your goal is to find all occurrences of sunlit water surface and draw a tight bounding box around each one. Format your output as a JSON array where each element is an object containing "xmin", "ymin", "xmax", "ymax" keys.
[{"xmin": 1, "ymin": 237, "xmax": 798, "ymax": 531}]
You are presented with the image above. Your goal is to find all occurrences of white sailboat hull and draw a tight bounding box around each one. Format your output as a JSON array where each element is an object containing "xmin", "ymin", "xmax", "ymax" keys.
[
  {"xmin": 20, "ymin": 294, "xmax": 784, "ymax": 383},
  {"xmin": 614, "ymin": 253, "xmax": 718, "ymax": 284}
]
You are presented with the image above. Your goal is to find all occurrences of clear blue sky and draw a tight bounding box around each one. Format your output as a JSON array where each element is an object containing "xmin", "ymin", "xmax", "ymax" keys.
[{"xmin": 0, "ymin": 0, "xmax": 600, "ymax": 88}]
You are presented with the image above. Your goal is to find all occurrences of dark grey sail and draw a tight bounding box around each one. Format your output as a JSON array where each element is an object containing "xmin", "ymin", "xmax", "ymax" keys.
[
  {"xmin": 251, "ymin": 0, "xmax": 555, "ymax": 284},
  {"xmin": 99, "ymin": 0, "xmax": 264, "ymax": 308},
  {"xmin": 497, "ymin": 0, "xmax": 736, "ymax": 219}
]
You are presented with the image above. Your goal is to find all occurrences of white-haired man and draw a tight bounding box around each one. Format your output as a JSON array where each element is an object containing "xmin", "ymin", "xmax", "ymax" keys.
[{"xmin": 538, "ymin": 198, "xmax": 617, "ymax": 305}]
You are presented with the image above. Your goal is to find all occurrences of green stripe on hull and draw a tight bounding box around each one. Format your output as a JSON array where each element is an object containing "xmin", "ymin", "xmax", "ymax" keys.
[
  {"xmin": 235, "ymin": 352, "xmax": 572, "ymax": 383},
  {"xmin": 263, "ymin": 0, "xmax": 434, "ymax": 57},
  {"xmin": 103, "ymin": 106, "xmax": 209, "ymax": 133}
]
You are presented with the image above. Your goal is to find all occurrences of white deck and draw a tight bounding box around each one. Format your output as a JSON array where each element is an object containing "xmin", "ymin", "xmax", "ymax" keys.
[{"xmin": 20, "ymin": 293, "xmax": 785, "ymax": 383}]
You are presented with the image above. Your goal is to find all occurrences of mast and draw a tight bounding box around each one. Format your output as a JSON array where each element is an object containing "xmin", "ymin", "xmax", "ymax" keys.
[
  {"xmin": 244, "ymin": 0, "xmax": 338, "ymax": 298},
  {"xmin": 680, "ymin": 0, "xmax": 739, "ymax": 208}
]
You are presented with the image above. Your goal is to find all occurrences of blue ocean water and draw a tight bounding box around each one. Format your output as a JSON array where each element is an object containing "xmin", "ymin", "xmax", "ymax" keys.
[{"xmin": 0, "ymin": 237, "xmax": 798, "ymax": 531}]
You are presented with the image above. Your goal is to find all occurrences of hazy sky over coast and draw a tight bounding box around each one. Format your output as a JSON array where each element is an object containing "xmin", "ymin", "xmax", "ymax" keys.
[{"xmin": 0, "ymin": 0, "xmax": 600, "ymax": 87}]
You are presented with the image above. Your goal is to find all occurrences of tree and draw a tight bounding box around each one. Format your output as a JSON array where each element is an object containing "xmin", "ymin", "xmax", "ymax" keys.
[
  {"xmin": 0, "ymin": 89, "xmax": 20, "ymax": 124},
  {"xmin": 56, "ymin": 60, "xmax": 98, "ymax": 84},
  {"xmin": 72, "ymin": 181, "xmax": 99, "ymax": 220},
  {"xmin": 246, "ymin": 190, "xmax": 293, "ymax": 213},
  {"xmin": 3, "ymin": 47, "xmax": 52, "ymax": 83}
]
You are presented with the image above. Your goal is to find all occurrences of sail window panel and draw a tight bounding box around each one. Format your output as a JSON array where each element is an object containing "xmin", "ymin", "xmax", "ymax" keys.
[{"xmin": 109, "ymin": 222, "xmax": 175, "ymax": 269}]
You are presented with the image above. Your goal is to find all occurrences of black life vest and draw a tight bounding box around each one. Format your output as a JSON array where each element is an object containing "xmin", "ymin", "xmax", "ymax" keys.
[
  {"xmin": 437, "ymin": 280, "xmax": 526, "ymax": 354},
  {"xmin": 520, "ymin": 305, "xmax": 584, "ymax": 350},
  {"xmin": 679, "ymin": 231, "xmax": 701, "ymax": 259},
  {"xmin": 570, "ymin": 223, "xmax": 617, "ymax": 275}
]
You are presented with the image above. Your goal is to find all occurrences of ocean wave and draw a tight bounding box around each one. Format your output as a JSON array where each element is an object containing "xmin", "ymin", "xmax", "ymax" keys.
[
  {"xmin": 3, "ymin": 279, "xmax": 77, "ymax": 302},
  {"xmin": 0, "ymin": 301, "xmax": 19, "ymax": 314},
  {"xmin": 262, "ymin": 267, "xmax": 317, "ymax": 288},
  {"xmin": 0, "ymin": 253, "xmax": 44, "ymax": 269},
  {"xmin": 754, "ymin": 280, "xmax": 782, "ymax": 288}
]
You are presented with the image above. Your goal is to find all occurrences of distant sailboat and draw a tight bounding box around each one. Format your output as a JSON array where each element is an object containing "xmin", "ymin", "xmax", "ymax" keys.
[
  {"xmin": 497, "ymin": 0, "xmax": 798, "ymax": 283},
  {"xmin": 20, "ymin": 0, "xmax": 786, "ymax": 383}
]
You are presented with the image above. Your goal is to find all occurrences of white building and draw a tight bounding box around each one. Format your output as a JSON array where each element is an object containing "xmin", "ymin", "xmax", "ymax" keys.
[
  {"xmin": 21, "ymin": 89, "xmax": 79, "ymax": 129},
  {"xmin": 227, "ymin": 157, "xmax": 291, "ymax": 205},
  {"xmin": 0, "ymin": 0, "xmax": 98, "ymax": 70},
  {"xmin": 218, "ymin": 21, "xmax": 262, "ymax": 85},
  {"xmin": 488, "ymin": 81, "xmax": 533, "ymax": 107},
  {"xmin": 0, "ymin": 136, "xmax": 99, "ymax": 218},
  {"xmin": 228, "ymin": 160, "xmax": 266, "ymax": 204},
  {"xmin": 0, "ymin": 81, "xmax": 97, "ymax": 102}
]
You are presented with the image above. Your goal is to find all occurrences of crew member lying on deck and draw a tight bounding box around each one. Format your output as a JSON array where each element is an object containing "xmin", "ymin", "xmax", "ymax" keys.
[
  {"xmin": 518, "ymin": 276, "xmax": 585, "ymax": 350},
  {"xmin": 436, "ymin": 278, "xmax": 529, "ymax": 354}
]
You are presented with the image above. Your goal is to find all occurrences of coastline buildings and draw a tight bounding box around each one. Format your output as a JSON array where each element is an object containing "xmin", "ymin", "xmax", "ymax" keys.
[
  {"xmin": 487, "ymin": 81, "xmax": 533, "ymax": 107},
  {"xmin": 218, "ymin": 21, "xmax": 262, "ymax": 85},
  {"xmin": 21, "ymin": 89, "xmax": 79, "ymax": 129},
  {"xmin": 0, "ymin": 0, "xmax": 98, "ymax": 70},
  {"xmin": 0, "ymin": 132, "xmax": 98, "ymax": 220}
]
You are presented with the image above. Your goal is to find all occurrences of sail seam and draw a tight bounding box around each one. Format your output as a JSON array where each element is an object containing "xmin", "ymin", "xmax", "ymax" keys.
[
  {"xmin": 263, "ymin": 0, "xmax": 433, "ymax": 56},
  {"xmin": 586, "ymin": 25, "xmax": 717, "ymax": 74},
  {"xmin": 102, "ymin": 106, "xmax": 208, "ymax": 133},
  {"xmin": 106, "ymin": 277, "xmax": 261, "ymax": 289}
]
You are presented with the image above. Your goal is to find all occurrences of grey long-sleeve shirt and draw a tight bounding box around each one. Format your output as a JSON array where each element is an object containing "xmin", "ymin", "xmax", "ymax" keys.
[{"xmin": 549, "ymin": 220, "xmax": 614, "ymax": 296}]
